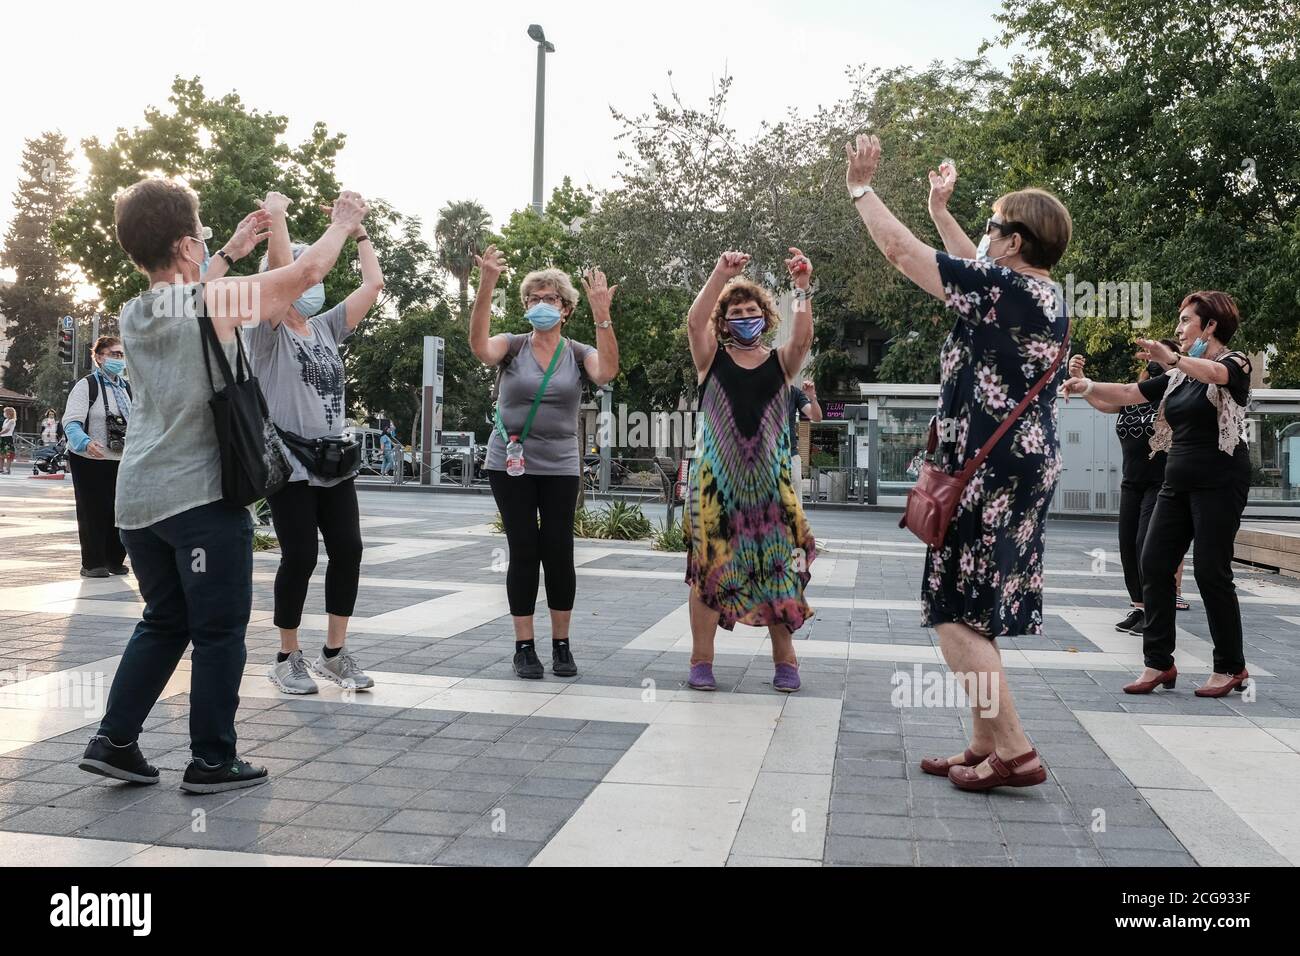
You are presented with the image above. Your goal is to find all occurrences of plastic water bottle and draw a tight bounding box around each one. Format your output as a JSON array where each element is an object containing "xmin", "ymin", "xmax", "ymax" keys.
[{"xmin": 506, "ymin": 437, "xmax": 525, "ymax": 477}]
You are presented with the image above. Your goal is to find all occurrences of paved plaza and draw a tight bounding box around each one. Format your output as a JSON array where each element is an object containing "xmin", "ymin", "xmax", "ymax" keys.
[{"xmin": 1, "ymin": 475, "xmax": 1298, "ymax": 867}]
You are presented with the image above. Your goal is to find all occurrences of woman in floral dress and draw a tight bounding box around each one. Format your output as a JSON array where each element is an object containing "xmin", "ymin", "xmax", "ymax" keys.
[{"xmin": 847, "ymin": 141, "xmax": 1072, "ymax": 792}]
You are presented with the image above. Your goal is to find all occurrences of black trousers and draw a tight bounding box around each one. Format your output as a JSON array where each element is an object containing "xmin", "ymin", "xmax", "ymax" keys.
[
  {"xmin": 267, "ymin": 478, "xmax": 363, "ymax": 630},
  {"xmin": 1139, "ymin": 481, "xmax": 1248, "ymax": 674},
  {"xmin": 1118, "ymin": 479, "xmax": 1161, "ymax": 604},
  {"xmin": 488, "ymin": 470, "xmax": 579, "ymax": 617},
  {"xmin": 68, "ymin": 453, "xmax": 127, "ymax": 571}
]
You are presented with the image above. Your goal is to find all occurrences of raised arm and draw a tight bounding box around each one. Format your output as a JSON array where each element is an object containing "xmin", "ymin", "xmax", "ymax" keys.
[
  {"xmin": 260, "ymin": 191, "xmax": 294, "ymax": 271},
  {"xmin": 468, "ymin": 244, "xmax": 511, "ymax": 366},
  {"xmin": 802, "ymin": 380, "xmax": 824, "ymax": 422},
  {"xmin": 846, "ymin": 135, "xmax": 945, "ymax": 302},
  {"xmin": 203, "ymin": 192, "xmax": 367, "ymax": 340},
  {"xmin": 688, "ymin": 251, "xmax": 749, "ymax": 377},
  {"xmin": 341, "ymin": 222, "xmax": 384, "ymax": 330},
  {"xmin": 927, "ymin": 161, "xmax": 979, "ymax": 259},
  {"xmin": 580, "ymin": 268, "xmax": 619, "ymax": 386},
  {"xmin": 204, "ymin": 209, "xmax": 272, "ymax": 281},
  {"xmin": 1062, "ymin": 376, "xmax": 1146, "ymax": 407},
  {"xmin": 1137, "ymin": 337, "xmax": 1245, "ymax": 387},
  {"xmin": 777, "ymin": 247, "xmax": 814, "ymax": 381}
]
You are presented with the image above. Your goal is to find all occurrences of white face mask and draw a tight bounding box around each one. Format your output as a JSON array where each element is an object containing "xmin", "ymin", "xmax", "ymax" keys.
[{"xmin": 976, "ymin": 232, "xmax": 1008, "ymax": 264}]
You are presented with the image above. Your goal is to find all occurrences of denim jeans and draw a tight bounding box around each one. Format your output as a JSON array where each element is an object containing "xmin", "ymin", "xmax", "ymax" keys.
[{"xmin": 97, "ymin": 500, "xmax": 253, "ymax": 764}]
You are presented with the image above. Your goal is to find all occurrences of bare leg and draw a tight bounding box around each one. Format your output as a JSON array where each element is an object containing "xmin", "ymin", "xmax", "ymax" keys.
[
  {"xmin": 278, "ymin": 627, "xmax": 300, "ymax": 655},
  {"xmin": 326, "ymin": 613, "xmax": 349, "ymax": 650},
  {"xmin": 511, "ymin": 615, "xmax": 536, "ymax": 642},
  {"xmin": 549, "ymin": 608, "xmax": 571, "ymax": 641},
  {"xmin": 689, "ymin": 591, "xmax": 720, "ymax": 665},
  {"xmin": 935, "ymin": 621, "xmax": 1039, "ymax": 779},
  {"xmin": 768, "ymin": 624, "xmax": 798, "ymax": 666}
]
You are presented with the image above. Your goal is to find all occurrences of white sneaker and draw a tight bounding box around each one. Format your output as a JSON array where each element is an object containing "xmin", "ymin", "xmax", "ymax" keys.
[
  {"xmin": 268, "ymin": 649, "xmax": 318, "ymax": 695},
  {"xmin": 308, "ymin": 648, "xmax": 374, "ymax": 690}
]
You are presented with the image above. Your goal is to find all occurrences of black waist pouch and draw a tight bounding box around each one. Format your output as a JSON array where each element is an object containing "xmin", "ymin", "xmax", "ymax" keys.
[{"xmin": 278, "ymin": 428, "xmax": 361, "ymax": 481}]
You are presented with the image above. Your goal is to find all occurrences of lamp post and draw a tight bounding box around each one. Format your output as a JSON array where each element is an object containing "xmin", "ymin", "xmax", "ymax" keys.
[{"xmin": 527, "ymin": 24, "xmax": 555, "ymax": 214}]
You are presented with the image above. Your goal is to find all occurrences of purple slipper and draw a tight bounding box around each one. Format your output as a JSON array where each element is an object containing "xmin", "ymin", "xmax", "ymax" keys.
[
  {"xmin": 688, "ymin": 662, "xmax": 716, "ymax": 691},
  {"xmin": 773, "ymin": 662, "xmax": 801, "ymax": 694}
]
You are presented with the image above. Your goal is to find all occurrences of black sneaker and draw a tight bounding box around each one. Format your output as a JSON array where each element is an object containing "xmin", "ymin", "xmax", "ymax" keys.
[
  {"xmin": 1115, "ymin": 609, "xmax": 1144, "ymax": 634},
  {"xmin": 80, "ymin": 567, "xmax": 111, "ymax": 578},
  {"xmin": 180, "ymin": 756, "xmax": 269, "ymax": 794},
  {"xmin": 79, "ymin": 735, "xmax": 159, "ymax": 785},
  {"xmin": 552, "ymin": 643, "xmax": 578, "ymax": 677},
  {"xmin": 108, "ymin": 565, "xmax": 130, "ymax": 576},
  {"xmin": 513, "ymin": 645, "xmax": 545, "ymax": 680}
]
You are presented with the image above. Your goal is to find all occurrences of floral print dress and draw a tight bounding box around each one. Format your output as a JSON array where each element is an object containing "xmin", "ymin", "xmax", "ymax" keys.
[{"xmin": 922, "ymin": 253, "xmax": 1069, "ymax": 637}]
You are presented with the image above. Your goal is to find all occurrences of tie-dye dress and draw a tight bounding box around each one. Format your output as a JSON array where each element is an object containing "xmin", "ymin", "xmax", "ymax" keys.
[{"xmin": 685, "ymin": 347, "xmax": 816, "ymax": 631}]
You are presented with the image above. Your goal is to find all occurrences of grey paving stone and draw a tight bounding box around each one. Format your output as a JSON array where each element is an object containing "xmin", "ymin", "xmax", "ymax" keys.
[
  {"xmin": 0, "ymin": 780, "xmax": 79, "ymax": 804},
  {"xmin": 1091, "ymin": 826, "xmax": 1187, "ymax": 852},
  {"xmin": 161, "ymin": 818, "xmax": 280, "ymax": 850},
  {"xmin": 1099, "ymin": 848, "xmax": 1197, "ymax": 866},
  {"xmin": 291, "ymin": 803, "xmax": 396, "ymax": 831},
  {"xmin": 211, "ymin": 796, "xmax": 317, "ymax": 824},
  {"xmin": 824, "ymin": 835, "xmax": 915, "ymax": 866},
  {"xmin": 912, "ymin": 816, "xmax": 1004, "ymax": 844},
  {"xmin": 329, "ymin": 783, "xmax": 422, "ymax": 808},
  {"xmin": 828, "ymin": 812, "xmax": 913, "ymax": 840},
  {"xmin": 1011, "ymin": 845, "xmax": 1107, "ymax": 867},
  {"xmin": 435, "ymin": 836, "xmax": 546, "ymax": 867},
  {"xmin": 340, "ymin": 831, "xmax": 449, "ymax": 864},
  {"xmin": 76, "ymin": 810, "xmax": 191, "ymax": 842},
  {"xmin": 378, "ymin": 809, "xmax": 482, "ymax": 836},
  {"xmin": 915, "ymin": 841, "xmax": 1011, "ymax": 866},
  {"xmin": 2, "ymin": 805, "xmax": 107, "ymax": 835},
  {"xmin": 282, "ymin": 761, "xmax": 379, "ymax": 784},
  {"xmin": 999, "ymin": 820, "xmax": 1093, "ymax": 848},
  {"xmin": 509, "ymin": 776, "xmax": 600, "ymax": 801},
  {"xmin": 249, "ymin": 824, "xmax": 364, "ymax": 858}
]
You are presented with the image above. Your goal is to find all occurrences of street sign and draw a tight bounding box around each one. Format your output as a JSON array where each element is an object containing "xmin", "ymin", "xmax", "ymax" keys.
[{"xmin": 61, "ymin": 315, "xmax": 73, "ymax": 331}]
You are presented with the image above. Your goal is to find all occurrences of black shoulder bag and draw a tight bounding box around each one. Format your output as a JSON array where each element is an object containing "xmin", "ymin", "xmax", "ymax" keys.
[{"xmin": 197, "ymin": 299, "xmax": 292, "ymax": 505}]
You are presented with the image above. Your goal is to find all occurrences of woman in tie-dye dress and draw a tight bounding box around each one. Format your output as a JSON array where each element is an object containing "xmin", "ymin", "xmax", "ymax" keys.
[{"xmin": 682, "ymin": 248, "xmax": 817, "ymax": 694}]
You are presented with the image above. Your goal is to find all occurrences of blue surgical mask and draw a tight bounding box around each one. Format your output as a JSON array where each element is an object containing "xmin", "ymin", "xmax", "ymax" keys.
[
  {"xmin": 727, "ymin": 317, "xmax": 766, "ymax": 344},
  {"xmin": 525, "ymin": 302, "xmax": 564, "ymax": 330},
  {"xmin": 102, "ymin": 358, "xmax": 126, "ymax": 377},
  {"xmin": 294, "ymin": 283, "xmax": 326, "ymax": 318},
  {"xmin": 1187, "ymin": 338, "xmax": 1209, "ymax": 358}
]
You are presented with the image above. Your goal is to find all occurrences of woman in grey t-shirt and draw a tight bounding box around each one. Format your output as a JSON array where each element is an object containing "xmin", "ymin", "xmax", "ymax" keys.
[
  {"xmin": 470, "ymin": 246, "xmax": 620, "ymax": 681},
  {"xmin": 247, "ymin": 192, "xmax": 385, "ymax": 698}
]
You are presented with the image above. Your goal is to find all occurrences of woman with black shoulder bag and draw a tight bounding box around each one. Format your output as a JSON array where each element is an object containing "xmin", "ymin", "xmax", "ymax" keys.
[{"xmin": 245, "ymin": 191, "xmax": 385, "ymax": 696}]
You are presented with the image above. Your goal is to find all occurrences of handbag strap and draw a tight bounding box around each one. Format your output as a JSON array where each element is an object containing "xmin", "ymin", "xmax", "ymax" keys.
[
  {"xmin": 195, "ymin": 285, "xmax": 240, "ymax": 393},
  {"xmin": 956, "ymin": 320, "xmax": 1070, "ymax": 483}
]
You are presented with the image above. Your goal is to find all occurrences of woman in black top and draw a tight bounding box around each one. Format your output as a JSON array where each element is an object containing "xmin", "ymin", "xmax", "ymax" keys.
[
  {"xmin": 1069, "ymin": 341, "xmax": 1186, "ymax": 634},
  {"xmin": 1064, "ymin": 292, "xmax": 1252, "ymax": 698}
]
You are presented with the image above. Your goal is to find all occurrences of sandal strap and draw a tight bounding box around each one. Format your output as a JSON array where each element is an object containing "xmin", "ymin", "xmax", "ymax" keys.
[{"xmin": 988, "ymin": 749, "xmax": 1038, "ymax": 777}]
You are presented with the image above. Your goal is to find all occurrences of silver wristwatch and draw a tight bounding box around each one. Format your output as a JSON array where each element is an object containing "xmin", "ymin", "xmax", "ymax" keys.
[
  {"xmin": 849, "ymin": 184, "xmax": 875, "ymax": 200},
  {"xmin": 594, "ymin": 319, "xmax": 612, "ymax": 329}
]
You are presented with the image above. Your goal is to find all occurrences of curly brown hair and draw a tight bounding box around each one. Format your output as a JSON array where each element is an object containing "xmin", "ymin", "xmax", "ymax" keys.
[{"xmin": 710, "ymin": 278, "xmax": 780, "ymax": 342}]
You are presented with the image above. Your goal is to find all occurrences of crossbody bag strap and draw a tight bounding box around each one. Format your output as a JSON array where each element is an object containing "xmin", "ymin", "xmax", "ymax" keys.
[
  {"xmin": 195, "ymin": 285, "xmax": 238, "ymax": 393},
  {"xmin": 494, "ymin": 337, "xmax": 566, "ymax": 443},
  {"xmin": 956, "ymin": 321, "xmax": 1070, "ymax": 483}
]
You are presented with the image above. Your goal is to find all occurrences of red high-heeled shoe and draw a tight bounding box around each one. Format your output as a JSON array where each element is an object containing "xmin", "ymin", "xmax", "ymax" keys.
[
  {"xmin": 1194, "ymin": 669, "xmax": 1249, "ymax": 698},
  {"xmin": 1123, "ymin": 666, "xmax": 1177, "ymax": 694}
]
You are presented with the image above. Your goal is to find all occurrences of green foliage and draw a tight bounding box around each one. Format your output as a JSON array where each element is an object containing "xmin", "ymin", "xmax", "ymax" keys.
[
  {"xmin": 435, "ymin": 200, "xmax": 492, "ymax": 321},
  {"xmin": 0, "ymin": 131, "xmax": 79, "ymax": 395},
  {"xmin": 597, "ymin": 499, "xmax": 653, "ymax": 539},
  {"xmin": 651, "ymin": 517, "xmax": 689, "ymax": 552}
]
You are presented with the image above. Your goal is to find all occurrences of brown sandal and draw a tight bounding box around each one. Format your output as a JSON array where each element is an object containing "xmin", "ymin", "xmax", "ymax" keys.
[
  {"xmin": 920, "ymin": 748, "xmax": 989, "ymax": 777},
  {"xmin": 949, "ymin": 749, "xmax": 1047, "ymax": 791}
]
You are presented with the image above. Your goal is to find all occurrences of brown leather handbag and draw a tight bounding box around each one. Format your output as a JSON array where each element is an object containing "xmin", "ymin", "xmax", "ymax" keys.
[{"xmin": 899, "ymin": 334, "xmax": 1068, "ymax": 549}]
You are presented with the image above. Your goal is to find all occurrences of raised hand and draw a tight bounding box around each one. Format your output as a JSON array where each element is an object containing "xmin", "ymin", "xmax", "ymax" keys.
[
  {"xmin": 714, "ymin": 250, "xmax": 751, "ymax": 281},
  {"xmin": 327, "ymin": 191, "xmax": 368, "ymax": 234},
  {"xmin": 845, "ymin": 134, "xmax": 881, "ymax": 192},
  {"xmin": 801, "ymin": 378, "xmax": 817, "ymax": 398},
  {"xmin": 581, "ymin": 268, "xmax": 618, "ymax": 318},
  {"xmin": 1135, "ymin": 338, "xmax": 1177, "ymax": 366},
  {"xmin": 1068, "ymin": 354, "xmax": 1086, "ymax": 378},
  {"xmin": 927, "ymin": 160, "xmax": 957, "ymax": 212},
  {"xmin": 257, "ymin": 191, "xmax": 292, "ymax": 217},
  {"xmin": 784, "ymin": 247, "xmax": 813, "ymax": 290},
  {"xmin": 1060, "ymin": 376, "xmax": 1090, "ymax": 401},
  {"xmin": 474, "ymin": 244, "xmax": 507, "ymax": 287},
  {"xmin": 223, "ymin": 209, "xmax": 273, "ymax": 260}
]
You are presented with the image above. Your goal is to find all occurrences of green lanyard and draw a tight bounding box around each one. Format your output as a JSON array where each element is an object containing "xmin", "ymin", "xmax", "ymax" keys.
[{"xmin": 495, "ymin": 338, "xmax": 566, "ymax": 444}]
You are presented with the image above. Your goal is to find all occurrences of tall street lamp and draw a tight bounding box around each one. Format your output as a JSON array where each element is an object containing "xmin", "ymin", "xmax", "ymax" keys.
[{"xmin": 528, "ymin": 24, "xmax": 555, "ymax": 215}]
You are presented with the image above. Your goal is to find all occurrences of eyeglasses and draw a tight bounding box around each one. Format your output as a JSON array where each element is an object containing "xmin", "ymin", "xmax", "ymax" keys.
[
  {"xmin": 99, "ymin": 350, "xmax": 125, "ymax": 359},
  {"xmin": 986, "ymin": 217, "xmax": 1040, "ymax": 246},
  {"xmin": 526, "ymin": 294, "xmax": 562, "ymax": 307}
]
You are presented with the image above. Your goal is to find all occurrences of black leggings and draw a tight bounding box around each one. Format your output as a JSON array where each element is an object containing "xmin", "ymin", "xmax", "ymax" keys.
[
  {"xmin": 488, "ymin": 470, "xmax": 579, "ymax": 617},
  {"xmin": 68, "ymin": 453, "xmax": 127, "ymax": 571},
  {"xmin": 1118, "ymin": 479, "xmax": 1161, "ymax": 604},
  {"xmin": 1139, "ymin": 481, "xmax": 1248, "ymax": 674},
  {"xmin": 267, "ymin": 478, "xmax": 363, "ymax": 630}
]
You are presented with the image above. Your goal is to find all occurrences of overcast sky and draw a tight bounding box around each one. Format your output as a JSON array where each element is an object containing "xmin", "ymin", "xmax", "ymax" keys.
[{"xmin": 1, "ymin": 0, "xmax": 1010, "ymax": 291}]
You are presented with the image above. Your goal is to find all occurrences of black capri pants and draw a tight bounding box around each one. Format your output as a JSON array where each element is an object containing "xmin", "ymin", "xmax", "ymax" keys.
[
  {"xmin": 488, "ymin": 470, "xmax": 579, "ymax": 617},
  {"xmin": 267, "ymin": 478, "xmax": 363, "ymax": 630}
]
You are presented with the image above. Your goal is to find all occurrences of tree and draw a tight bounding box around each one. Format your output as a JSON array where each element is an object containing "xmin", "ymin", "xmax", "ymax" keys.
[
  {"xmin": 0, "ymin": 131, "xmax": 79, "ymax": 395},
  {"xmin": 435, "ymin": 200, "xmax": 491, "ymax": 321},
  {"xmin": 53, "ymin": 77, "xmax": 351, "ymax": 313}
]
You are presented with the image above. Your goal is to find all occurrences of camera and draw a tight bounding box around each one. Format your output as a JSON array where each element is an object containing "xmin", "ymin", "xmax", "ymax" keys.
[{"xmin": 106, "ymin": 413, "xmax": 128, "ymax": 453}]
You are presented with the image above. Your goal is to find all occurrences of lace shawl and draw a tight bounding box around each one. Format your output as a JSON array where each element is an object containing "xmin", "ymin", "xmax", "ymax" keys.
[{"xmin": 1148, "ymin": 353, "xmax": 1250, "ymax": 459}]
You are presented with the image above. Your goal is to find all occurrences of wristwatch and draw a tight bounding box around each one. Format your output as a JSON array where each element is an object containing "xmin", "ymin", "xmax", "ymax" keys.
[
  {"xmin": 216, "ymin": 249, "xmax": 235, "ymax": 267},
  {"xmin": 849, "ymin": 184, "xmax": 875, "ymax": 200},
  {"xmin": 595, "ymin": 319, "xmax": 612, "ymax": 329}
]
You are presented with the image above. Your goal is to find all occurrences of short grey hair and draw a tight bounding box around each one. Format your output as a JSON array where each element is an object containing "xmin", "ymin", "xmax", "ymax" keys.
[{"xmin": 520, "ymin": 268, "xmax": 580, "ymax": 311}]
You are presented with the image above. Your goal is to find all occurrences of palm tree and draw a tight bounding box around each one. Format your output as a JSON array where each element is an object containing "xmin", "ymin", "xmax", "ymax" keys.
[{"xmin": 435, "ymin": 200, "xmax": 492, "ymax": 321}]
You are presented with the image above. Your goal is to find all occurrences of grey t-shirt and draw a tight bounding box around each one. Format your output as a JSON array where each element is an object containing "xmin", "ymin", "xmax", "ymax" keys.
[
  {"xmin": 115, "ymin": 283, "xmax": 238, "ymax": 530},
  {"xmin": 485, "ymin": 332, "xmax": 594, "ymax": 477},
  {"xmin": 243, "ymin": 303, "xmax": 355, "ymax": 487}
]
